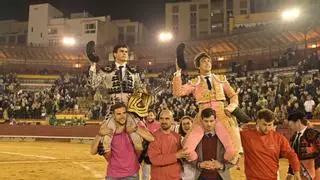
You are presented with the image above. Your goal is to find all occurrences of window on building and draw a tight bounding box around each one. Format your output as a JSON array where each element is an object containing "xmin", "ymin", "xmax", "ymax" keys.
[
  {"xmin": 126, "ymin": 35, "xmax": 135, "ymax": 45},
  {"xmin": 118, "ymin": 34, "xmax": 125, "ymax": 42},
  {"xmin": 127, "ymin": 26, "xmax": 135, "ymax": 33},
  {"xmin": 85, "ymin": 23, "xmax": 96, "ymax": 34},
  {"xmin": 49, "ymin": 40, "xmax": 54, "ymax": 46},
  {"xmin": 240, "ymin": 0, "xmax": 247, "ymax": 8},
  {"xmin": 40, "ymin": 33, "xmax": 42, "ymax": 38},
  {"xmin": 190, "ymin": 24, "xmax": 197, "ymax": 39},
  {"xmin": 0, "ymin": 37, "xmax": 6, "ymax": 44},
  {"xmin": 31, "ymin": 27, "xmax": 33, "ymax": 32},
  {"xmin": 17, "ymin": 35, "xmax": 26, "ymax": 44},
  {"xmin": 48, "ymin": 28, "xmax": 58, "ymax": 35},
  {"xmin": 172, "ymin": 14, "xmax": 179, "ymax": 25},
  {"xmin": 190, "ymin": 4, "xmax": 197, "ymax": 12},
  {"xmin": 200, "ymin": 31, "xmax": 208, "ymax": 35},
  {"xmin": 240, "ymin": 9, "xmax": 247, "ymax": 14},
  {"xmin": 173, "ymin": 25, "xmax": 179, "ymax": 34},
  {"xmin": 172, "ymin": 5, "xmax": 179, "ymax": 13},
  {"xmin": 211, "ymin": 9, "xmax": 222, "ymax": 15},
  {"xmin": 49, "ymin": 39, "xmax": 60, "ymax": 46},
  {"xmin": 211, "ymin": 23, "xmax": 223, "ymax": 32},
  {"xmin": 9, "ymin": 36, "xmax": 16, "ymax": 44},
  {"xmin": 86, "ymin": 23, "xmax": 96, "ymax": 30},
  {"xmin": 199, "ymin": 4, "xmax": 208, "ymax": 9},
  {"xmin": 190, "ymin": 12, "xmax": 197, "ymax": 24},
  {"xmin": 118, "ymin": 27, "xmax": 124, "ymax": 33},
  {"xmin": 199, "ymin": 18, "xmax": 208, "ymax": 22}
]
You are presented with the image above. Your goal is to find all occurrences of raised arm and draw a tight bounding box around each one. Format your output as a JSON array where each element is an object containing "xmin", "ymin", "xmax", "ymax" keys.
[
  {"xmin": 172, "ymin": 70, "xmax": 195, "ymax": 97},
  {"xmin": 87, "ymin": 63, "xmax": 106, "ymax": 89}
]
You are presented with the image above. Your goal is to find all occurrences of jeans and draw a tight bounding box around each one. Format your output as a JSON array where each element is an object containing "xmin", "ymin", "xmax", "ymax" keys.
[
  {"xmin": 106, "ymin": 173, "xmax": 139, "ymax": 180},
  {"xmin": 141, "ymin": 163, "xmax": 151, "ymax": 180}
]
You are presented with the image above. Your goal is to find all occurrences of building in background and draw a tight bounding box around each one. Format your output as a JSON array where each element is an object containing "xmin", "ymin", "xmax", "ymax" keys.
[
  {"xmin": 27, "ymin": 3, "xmax": 118, "ymax": 47},
  {"xmin": 0, "ymin": 20, "xmax": 28, "ymax": 45},
  {"xmin": 165, "ymin": 0, "xmax": 251, "ymax": 41},
  {"xmin": 0, "ymin": 3, "xmax": 147, "ymax": 47},
  {"xmin": 251, "ymin": 0, "xmax": 320, "ymax": 13},
  {"xmin": 112, "ymin": 19, "xmax": 148, "ymax": 45}
]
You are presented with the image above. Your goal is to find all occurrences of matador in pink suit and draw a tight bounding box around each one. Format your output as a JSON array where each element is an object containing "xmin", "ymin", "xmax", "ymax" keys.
[{"xmin": 172, "ymin": 52, "xmax": 240, "ymax": 163}]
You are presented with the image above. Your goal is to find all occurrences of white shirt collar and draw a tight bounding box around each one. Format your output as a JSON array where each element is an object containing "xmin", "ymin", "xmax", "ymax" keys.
[
  {"xmin": 299, "ymin": 126, "xmax": 307, "ymax": 135},
  {"xmin": 200, "ymin": 74, "xmax": 212, "ymax": 79},
  {"xmin": 115, "ymin": 62, "xmax": 127, "ymax": 68},
  {"xmin": 205, "ymin": 131, "xmax": 216, "ymax": 136}
]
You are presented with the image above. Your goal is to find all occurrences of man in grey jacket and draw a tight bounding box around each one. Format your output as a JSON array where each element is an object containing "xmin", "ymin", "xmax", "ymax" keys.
[{"xmin": 194, "ymin": 108, "xmax": 234, "ymax": 180}]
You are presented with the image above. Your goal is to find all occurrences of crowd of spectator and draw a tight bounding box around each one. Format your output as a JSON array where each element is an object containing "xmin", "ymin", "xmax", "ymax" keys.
[
  {"xmin": 0, "ymin": 72, "xmax": 90, "ymax": 121},
  {"xmin": 1, "ymin": 51, "xmax": 320, "ymax": 125}
]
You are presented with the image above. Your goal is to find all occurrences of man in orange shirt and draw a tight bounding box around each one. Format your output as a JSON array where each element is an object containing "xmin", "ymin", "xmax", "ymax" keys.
[
  {"xmin": 148, "ymin": 109, "xmax": 188, "ymax": 180},
  {"xmin": 240, "ymin": 109, "xmax": 301, "ymax": 180}
]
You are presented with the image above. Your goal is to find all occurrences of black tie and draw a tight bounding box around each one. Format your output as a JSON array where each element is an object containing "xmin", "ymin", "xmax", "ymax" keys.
[
  {"xmin": 205, "ymin": 76, "xmax": 212, "ymax": 90},
  {"xmin": 119, "ymin": 66, "xmax": 124, "ymax": 81},
  {"xmin": 207, "ymin": 133, "xmax": 214, "ymax": 138},
  {"xmin": 293, "ymin": 132, "xmax": 301, "ymax": 153}
]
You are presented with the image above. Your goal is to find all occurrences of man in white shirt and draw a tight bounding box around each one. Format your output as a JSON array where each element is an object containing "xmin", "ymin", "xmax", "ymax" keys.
[{"xmin": 304, "ymin": 95, "xmax": 315, "ymax": 119}]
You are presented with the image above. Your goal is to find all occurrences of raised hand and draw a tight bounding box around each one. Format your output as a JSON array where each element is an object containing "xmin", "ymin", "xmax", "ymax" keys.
[
  {"xmin": 86, "ymin": 41, "xmax": 100, "ymax": 63},
  {"xmin": 176, "ymin": 43, "xmax": 187, "ymax": 70}
]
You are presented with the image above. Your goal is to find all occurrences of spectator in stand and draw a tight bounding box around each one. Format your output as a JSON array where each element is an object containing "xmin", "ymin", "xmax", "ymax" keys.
[
  {"xmin": 295, "ymin": 72, "xmax": 302, "ymax": 86},
  {"xmin": 256, "ymin": 95, "xmax": 268, "ymax": 109},
  {"xmin": 313, "ymin": 103, "xmax": 320, "ymax": 119},
  {"xmin": 304, "ymin": 95, "xmax": 316, "ymax": 119},
  {"xmin": 274, "ymin": 106, "xmax": 285, "ymax": 125},
  {"xmin": 288, "ymin": 100, "xmax": 305, "ymax": 116}
]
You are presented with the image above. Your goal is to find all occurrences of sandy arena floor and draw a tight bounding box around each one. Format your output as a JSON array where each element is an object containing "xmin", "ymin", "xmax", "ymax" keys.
[{"xmin": 0, "ymin": 141, "xmax": 289, "ymax": 180}]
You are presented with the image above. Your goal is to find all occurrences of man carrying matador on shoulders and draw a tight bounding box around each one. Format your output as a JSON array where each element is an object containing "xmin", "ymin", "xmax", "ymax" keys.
[
  {"xmin": 87, "ymin": 41, "xmax": 153, "ymax": 158},
  {"xmin": 172, "ymin": 43, "xmax": 250, "ymax": 164}
]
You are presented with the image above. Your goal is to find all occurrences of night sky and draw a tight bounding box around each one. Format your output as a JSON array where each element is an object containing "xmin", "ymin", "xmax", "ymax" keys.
[{"xmin": 0, "ymin": 0, "xmax": 167, "ymax": 32}]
